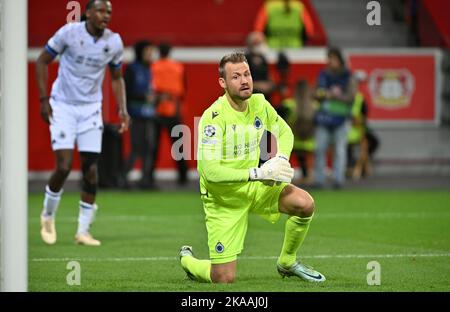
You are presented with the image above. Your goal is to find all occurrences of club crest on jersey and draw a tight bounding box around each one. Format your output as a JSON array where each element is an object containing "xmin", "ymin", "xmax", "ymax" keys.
[
  {"xmin": 215, "ymin": 242, "xmax": 224, "ymax": 253},
  {"xmin": 212, "ymin": 111, "xmax": 219, "ymax": 119},
  {"xmin": 103, "ymin": 45, "xmax": 110, "ymax": 54},
  {"xmin": 254, "ymin": 116, "xmax": 263, "ymax": 129},
  {"xmin": 204, "ymin": 125, "xmax": 216, "ymax": 137}
]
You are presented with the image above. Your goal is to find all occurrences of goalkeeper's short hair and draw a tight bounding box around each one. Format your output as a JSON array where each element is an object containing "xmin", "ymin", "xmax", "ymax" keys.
[{"xmin": 219, "ymin": 52, "xmax": 248, "ymax": 79}]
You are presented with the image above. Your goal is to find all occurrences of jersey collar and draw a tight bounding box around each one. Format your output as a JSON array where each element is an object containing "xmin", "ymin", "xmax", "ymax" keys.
[
  {"xmin": 83, "ymin": 21, "xmax": 105, "ymax": 43},
  {"xmin": 222, "ymin": 94, "xmax": 251, "ymax": 117}
]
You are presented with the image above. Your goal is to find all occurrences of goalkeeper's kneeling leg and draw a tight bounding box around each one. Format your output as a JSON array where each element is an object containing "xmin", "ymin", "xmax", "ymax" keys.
[{"xmin": 279, "ymin": 185, "xmax": 315, "ymax": 218}]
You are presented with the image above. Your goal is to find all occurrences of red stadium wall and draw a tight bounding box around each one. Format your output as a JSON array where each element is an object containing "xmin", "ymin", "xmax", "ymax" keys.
[
  {"xmin": 28, "ymin": 0, "xmax": 326, "ymax": 47},
  {"xmin": 28, "ymin": 50, "xmax": 441, "ymax": 171}
]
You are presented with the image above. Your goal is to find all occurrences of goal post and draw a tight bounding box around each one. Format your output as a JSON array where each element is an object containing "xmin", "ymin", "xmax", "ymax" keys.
[{"xmin": 0, "ymin": 0, "xmax": 28, "ymax": 292}]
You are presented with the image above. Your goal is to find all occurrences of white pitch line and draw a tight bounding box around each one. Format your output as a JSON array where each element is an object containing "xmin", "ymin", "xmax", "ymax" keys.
[
  {"xmin": 28, "ymin": 212, "xmax": 450, "ymax": 223},
  {"xmin": 31, "ymin": 253, "xmax": 450, "ymax": 262}
]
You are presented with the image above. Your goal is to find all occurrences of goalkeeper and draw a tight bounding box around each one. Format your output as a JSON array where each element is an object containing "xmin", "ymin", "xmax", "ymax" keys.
[{"xmin": 179, "ymin": 52, "xmax": 325, "ymax": 283}]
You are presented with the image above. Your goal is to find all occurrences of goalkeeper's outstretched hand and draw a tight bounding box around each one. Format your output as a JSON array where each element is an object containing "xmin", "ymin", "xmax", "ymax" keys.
[{"xmin": 249, "ymin": 156, "xmax": 294, "ymax": 183}]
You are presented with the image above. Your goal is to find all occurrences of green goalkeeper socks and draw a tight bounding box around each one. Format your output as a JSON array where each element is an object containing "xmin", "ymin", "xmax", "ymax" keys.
[
  {"xmin": 181, "ymin": 256, "xmax": 212, "ymax": 283},
  {"xmin": 278, "ymin": 214, "xmax": 313, "ymax": 268}
]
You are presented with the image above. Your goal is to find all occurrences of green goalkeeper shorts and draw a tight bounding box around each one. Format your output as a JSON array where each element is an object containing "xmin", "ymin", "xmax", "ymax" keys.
[{"xmin": 201, "ymin": 181, "xmax": 289, "ymax": 264}]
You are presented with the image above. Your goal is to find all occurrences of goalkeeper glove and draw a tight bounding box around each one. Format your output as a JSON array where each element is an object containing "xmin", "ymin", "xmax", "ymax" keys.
[{"xmin": 249, "ymin": 156, "xmax": 294, "ymax": 183}]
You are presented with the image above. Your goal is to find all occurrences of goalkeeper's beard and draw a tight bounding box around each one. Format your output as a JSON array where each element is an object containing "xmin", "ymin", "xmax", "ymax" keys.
[{"xmin": 227, "ymin": 88, "xmax": 252, "ymax": 103}]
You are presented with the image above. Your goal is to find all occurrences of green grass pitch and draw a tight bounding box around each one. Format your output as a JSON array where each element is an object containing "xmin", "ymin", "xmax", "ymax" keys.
[{"xmin": 28, "ymin": 190, "xmax": 450, "ymax": 291}]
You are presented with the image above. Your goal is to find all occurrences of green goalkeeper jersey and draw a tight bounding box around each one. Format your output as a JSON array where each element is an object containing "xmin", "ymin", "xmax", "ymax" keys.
[{"xmin": 197, "ymin": 93, "xmax": 293, "ymax": 196}]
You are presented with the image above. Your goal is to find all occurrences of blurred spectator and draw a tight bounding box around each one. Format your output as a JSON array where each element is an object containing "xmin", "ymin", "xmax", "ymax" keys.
[
  {"xmin": 314, "ymin": 47, "xmax": 356, "ymax": 189},
  {"xmin": 280, "ymin": 80, "xmax": 316, "ymax": 185},
  {"xmin": 245, "ymin": 31, "xmax": 275, "ymax": 100},
  {"xmin": 151, "ymin": 42, "xmax": 188, "ymax": 185},
  {"xmin": 346, "ymin": 71, "xmax": 380, "ymax": 180},
  {"xmin": 123, "ymin": 40, "xmax": 156, "ymax": 189},
  {"xmin": 254, "ymin": 0, "xmax": 315, "ymax": 49},
  {"xmin": 245, "ymin": 32, "xmax": 276, "ymax": 164}
]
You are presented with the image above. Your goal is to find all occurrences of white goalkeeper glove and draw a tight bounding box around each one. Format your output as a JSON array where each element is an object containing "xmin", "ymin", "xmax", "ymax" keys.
[{"xmin": 249, "ymin": 156, "xmax": 294, "ymax": 183}]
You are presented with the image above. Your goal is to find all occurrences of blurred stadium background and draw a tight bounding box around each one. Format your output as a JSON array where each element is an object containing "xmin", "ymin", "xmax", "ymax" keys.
[
  {"xmin": 2, "ymin": 0, "xmax": 450, "ymax": 291},
  {"xmin": 27, "ymin": 0, "xmax": 450, "ymax": 187}
]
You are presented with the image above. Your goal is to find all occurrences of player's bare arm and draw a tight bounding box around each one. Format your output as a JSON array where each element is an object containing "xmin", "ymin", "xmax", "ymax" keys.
[
  {"xmin": 110, "ymin": 66, "xmax": 130, "ymax": 133},
  {"xmin": 36, "ymin": 49, "xmax": 56, "ymax": 124}
]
